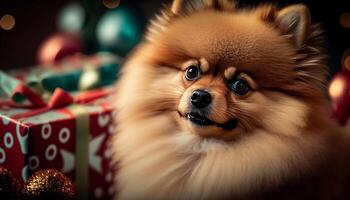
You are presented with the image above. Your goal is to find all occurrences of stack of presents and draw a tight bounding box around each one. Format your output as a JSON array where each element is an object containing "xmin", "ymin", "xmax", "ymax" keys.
[{"xmin": 0, "ymin": 53, "xmax": 120, "ymax": 200}]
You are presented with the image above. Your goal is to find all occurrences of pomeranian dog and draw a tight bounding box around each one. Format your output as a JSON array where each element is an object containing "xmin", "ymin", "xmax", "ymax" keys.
[{"xmin": 111, "ymin": 0, "xmax": 350, "ymax": 199}]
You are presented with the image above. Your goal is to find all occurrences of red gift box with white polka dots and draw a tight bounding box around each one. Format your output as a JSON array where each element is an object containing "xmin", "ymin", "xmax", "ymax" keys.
[{"xmin": 0, "ymin": 98, "xmax": 117, "ymax": 200}]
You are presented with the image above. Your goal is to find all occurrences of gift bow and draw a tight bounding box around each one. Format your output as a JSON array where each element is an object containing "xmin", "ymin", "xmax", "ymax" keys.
[
  {"xmin": 0, "ymin": 69, "xmax": 108, "ymax": 114},
  {"xmin": 10, "ymin": 83, "xmax": 110, "ymax": 120}
]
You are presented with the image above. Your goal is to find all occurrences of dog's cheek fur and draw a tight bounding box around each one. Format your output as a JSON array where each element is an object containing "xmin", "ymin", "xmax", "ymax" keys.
[
  {"xmin": 260, "ymin": 92, "xmax": 309, "ymax": 137},
  {"xmin": 226, "ymin": 91, "xmax": 308, "ymax": 137},
  {"xmin": 115, "ymin": 57, "xmax": 184, "ymax": 122}
]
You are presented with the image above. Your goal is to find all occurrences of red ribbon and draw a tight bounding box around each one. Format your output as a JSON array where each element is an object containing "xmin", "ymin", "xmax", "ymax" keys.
[
  {"xmin": 14, "ymin": 84, "xmax": 47, "ymax": 107},
  {"xmin": 10, "ymin": 85, "xmax": 111, "ymax": 120}
]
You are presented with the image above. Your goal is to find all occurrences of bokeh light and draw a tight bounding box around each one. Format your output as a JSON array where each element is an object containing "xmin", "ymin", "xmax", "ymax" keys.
[
  {"xmin": 342, "ymin": 49, "xmax": 350, "ymax": 70},
  {"xmin": 96, "ymin": 7, "xmax": 143, "ymax": 56},
  {"xmin": 340, "ymin": 13, "xmax": 350, "ymax": 28},
  {"xmin": 329, "ymin": 77, "xmax": 345, "ymax": 99},
  {"xmin": 39, "ymin": 36, "xmax": 63, "ymax": 64},
  {"xmin": 79, "ymin": 67, "xmax": 100, "ymax": 90},
  {"xmin": 58, "ymin": 2, "xmax": 85, "ymax": 33},
  {"xmin": 102, "ymin": 0, "xmax": 120, "ymax": 9},
  {"xmin": 344, "ymin": 55, "xmax": 350, "ymax": 70},
  {"xmin": 0, "ymin": 14, "xmax": 15, "ymax": 31}
]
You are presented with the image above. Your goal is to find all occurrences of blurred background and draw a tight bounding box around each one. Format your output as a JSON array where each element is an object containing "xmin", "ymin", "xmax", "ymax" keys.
[{"xmin": 0, "ymin": 0, "xmax": 349, "ymax": 75}]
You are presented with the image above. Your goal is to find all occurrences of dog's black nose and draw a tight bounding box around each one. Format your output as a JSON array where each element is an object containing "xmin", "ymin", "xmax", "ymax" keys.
[{"xmin": 191, "ymin": 90, "xmax": 212, "ymax": 109}]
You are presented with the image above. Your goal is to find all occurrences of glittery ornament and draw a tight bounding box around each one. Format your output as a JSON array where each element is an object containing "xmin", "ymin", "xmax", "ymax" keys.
[
  {"xmin": 0, "ymin": 166, "xmax": 21, "ymax": 200},
  {"xmin": 23, "ymin": 169, "xmax": 75, "ymax": 200}
]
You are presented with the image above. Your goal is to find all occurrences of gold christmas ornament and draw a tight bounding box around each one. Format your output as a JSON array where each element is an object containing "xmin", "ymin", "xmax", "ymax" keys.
[{"xmin": 23, "ymin": 169, "xmax": 75, "ymax": 200}]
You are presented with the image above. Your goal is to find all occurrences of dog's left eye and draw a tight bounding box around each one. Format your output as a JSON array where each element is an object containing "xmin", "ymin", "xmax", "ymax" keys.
[
  {"xmin": 185, "ymin": 65, "xmax": 201, "ymax": 81},
  {"xmin": 229, "ymin": 78, "xmax": 250, "ymax": 96}
]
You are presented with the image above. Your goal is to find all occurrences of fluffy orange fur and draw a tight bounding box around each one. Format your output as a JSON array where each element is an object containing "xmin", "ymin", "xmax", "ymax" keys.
[{"xmin": 111, "ymin": 1, "xmax": 350, "ymax": 199}]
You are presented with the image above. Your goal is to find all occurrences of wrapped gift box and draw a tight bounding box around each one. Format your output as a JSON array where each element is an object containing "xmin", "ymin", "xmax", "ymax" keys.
[
  {"xmin": 0, "ymin": 74, "xmax": 117, "ymax": 200},
  {"xmin": 10, "ymin": 52, "xmax": 121, "ymax": 93}
]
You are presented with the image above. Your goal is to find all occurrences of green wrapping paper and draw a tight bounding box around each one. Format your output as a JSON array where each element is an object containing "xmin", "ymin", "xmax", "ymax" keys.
[
  {"xmin": 0, "ymin": 53, "xmax": 121, "ymax": 105},
  {"xmin": 0, "ymin": 71, "xmax": 28, "ymax": 103},
  {"xmin": 27, "ymin": 58, "xmax": 120, "ymax": 92},
  {"xmin": 0, "ymin": 71, "xmax": 20, "ymax": 98}
]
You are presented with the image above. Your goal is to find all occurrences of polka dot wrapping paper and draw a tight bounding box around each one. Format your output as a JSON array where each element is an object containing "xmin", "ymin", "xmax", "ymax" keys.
[{"xmin": 0, "ymin": 87, "xmax": 117, "ymax": 200}]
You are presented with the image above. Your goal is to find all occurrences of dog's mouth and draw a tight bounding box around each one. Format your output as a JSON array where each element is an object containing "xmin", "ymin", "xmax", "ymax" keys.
[
  {"xmin": 187, "ymin": 113, "xmax": 214, "ymax": 126},
  {"xmin": 178, "ymin": 111, "xmax": 238, "ymax": 131}
]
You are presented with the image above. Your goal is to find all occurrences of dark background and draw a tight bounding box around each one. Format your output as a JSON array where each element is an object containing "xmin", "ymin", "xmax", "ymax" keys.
[{"xmin": 0, "ymin": 0, "xmax": 349, "ymax": 75}]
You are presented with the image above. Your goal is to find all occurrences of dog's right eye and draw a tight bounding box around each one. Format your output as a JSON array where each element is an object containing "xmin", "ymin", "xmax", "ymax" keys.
[
  {"xmin": 185, "ymin": 65, "xmax": 201, "ymax": 81},
  {"xmin": 229, "ymin": 78, "xmax": 250, "ymax": 96}
]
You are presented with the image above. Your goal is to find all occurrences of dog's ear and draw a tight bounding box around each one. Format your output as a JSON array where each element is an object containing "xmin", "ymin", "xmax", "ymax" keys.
[
  {"xmin": 171, "ymin": 0, "xmax": 203, "ymax": 14},
  {"xmin": 276, "ymin": 4, "xmax": 311, "ymax": 48},
  {"xmin": 171, "ymin": 0, "xmax": 235, "ymax": 14},
  {"xmin": 207, "ymin": 0, "xmax": 236, "ymax": 11}
]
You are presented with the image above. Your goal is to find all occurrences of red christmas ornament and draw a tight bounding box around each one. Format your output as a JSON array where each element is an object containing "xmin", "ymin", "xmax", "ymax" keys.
[
  {"xmin": 37, "ymin": 33, "xmax": 82, "ymax": 66},
  {"xmin": 329, "ymin": 70, "xmax": 350, "ymax": 125}
]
